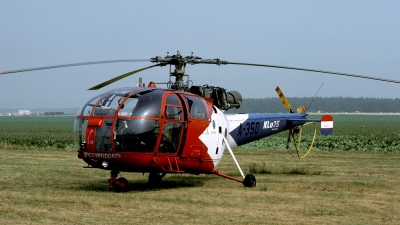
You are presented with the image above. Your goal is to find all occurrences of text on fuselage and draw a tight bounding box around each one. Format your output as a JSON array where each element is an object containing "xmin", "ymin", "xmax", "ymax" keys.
[{"xmin": 263, "ymin": 120, "xmax": 280, "ymax": 130}]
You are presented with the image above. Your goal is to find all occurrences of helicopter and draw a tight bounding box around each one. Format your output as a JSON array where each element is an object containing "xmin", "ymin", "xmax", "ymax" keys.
[{"xmin": 2, "ymin": 51, "xmax": 400, "ymax": 192}]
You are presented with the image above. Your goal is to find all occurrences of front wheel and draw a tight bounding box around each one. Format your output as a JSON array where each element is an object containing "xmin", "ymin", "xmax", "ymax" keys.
[
  {"xmin": 113, "ymin": 177, "xmax": 130, "ymax": 192},
  {"xmin": 243, "ymin": 174, "xmax": 256, "ymax": 187}
]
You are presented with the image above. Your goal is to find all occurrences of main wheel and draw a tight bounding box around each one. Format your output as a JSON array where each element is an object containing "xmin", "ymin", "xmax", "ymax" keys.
[
  {"xmin": 113, "ymin": 177, "xmax": 130, "ymax": 192},
  {"xmin": 243, "ymin": 174, "xmax": 256, "ymax": 187}
]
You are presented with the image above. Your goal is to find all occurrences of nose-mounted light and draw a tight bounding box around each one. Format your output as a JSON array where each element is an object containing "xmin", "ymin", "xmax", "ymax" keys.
[{"xmin": 101, "ymin": 160, "xmax": 109, "ymax": 168}]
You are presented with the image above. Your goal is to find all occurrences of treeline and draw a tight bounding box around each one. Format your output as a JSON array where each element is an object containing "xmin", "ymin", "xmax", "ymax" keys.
[{"xmin": 227, "ymin": 97, "xmax": 400, "ymax": 113}]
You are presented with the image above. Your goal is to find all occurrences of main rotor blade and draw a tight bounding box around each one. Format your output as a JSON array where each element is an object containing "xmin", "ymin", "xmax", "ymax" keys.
[
  {"xmin": 224, "ymin": 61, "xmax": 400, "ymax": 84},
  {"xmin": 0, "ymin": 59, "xmax": 149, "ymax": 75},
  {"xmin": 88, "ymin": 64, "xmax": 161, "ymax": 90}
]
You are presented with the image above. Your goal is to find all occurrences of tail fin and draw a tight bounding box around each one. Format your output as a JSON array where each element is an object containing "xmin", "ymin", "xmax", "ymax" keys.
[{"xmin": 321, "ymin": 114, "xmax": 333, "ymax": 135}]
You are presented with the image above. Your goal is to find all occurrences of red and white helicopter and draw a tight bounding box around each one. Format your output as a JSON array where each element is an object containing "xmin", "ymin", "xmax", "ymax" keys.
[{"xmin": 2, "ymin": 51, "xmax": 399, "ymax": 192}]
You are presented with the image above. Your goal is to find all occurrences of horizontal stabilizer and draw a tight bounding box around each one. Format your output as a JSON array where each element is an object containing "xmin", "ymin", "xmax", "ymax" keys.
[{"xmin": 287, "ymin": 114, "xmax": 333, "ymax": 136}]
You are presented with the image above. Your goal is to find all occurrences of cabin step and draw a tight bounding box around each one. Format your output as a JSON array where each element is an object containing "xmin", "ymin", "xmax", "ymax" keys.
[{"xmin": 162, "ymin": 157, "xmax": 185, "ymax": 173}]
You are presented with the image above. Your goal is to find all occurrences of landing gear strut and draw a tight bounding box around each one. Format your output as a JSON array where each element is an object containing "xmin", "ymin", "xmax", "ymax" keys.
[
  {"xmin": 148, "ymin": 172, "xmax": 166, "ymax": 184},
  {"xmin": 108, "ymin": 170, "xmax": 130, "ymax": 192},
  {"xmin": 221, "ymin": 136, "xmax": 257, "ymax": 188}
]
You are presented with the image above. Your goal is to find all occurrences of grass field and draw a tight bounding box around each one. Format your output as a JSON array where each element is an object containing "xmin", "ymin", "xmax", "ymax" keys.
[
  {"xmin": 0, "ymin": 149, "xmax": 399, "ymax": 224},
  {"xmin": 0, "ymin": 114, "xmax": 399, "ymax": 224}
]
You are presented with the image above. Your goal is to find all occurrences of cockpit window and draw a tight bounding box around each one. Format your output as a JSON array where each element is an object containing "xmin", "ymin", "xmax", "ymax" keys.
[
  {"xmin": 184, "ymin": 96, "xmax": 209, "ymax": 120},
  {"xmin": 77, "ymin": 93, "xmax": 104, "ymax": 116},
  {"xmin": 130, "ymin": 90, "xmax": 162, "ymax": 118},
  {"xmin": 92, "ymin": 88, "xmax": 134, "ymax": 116},
  {"xmin": 164, "ymin": 94, "xmax": 182, "ymax": 120},
  {"xmin": 85, "ymin": 88, "xmax": 163, "ymax": 117},
  {"xmin": 166, "ymin": 94, "xmax": 180, "ymax": 106},
  {"xmin": 114, "ymin": 118, "xmax": 159, "ymax": 152},
  {"xmin": 165, "ymin": 106, "xmax": 182, "ymax": 120},
  {"xmin": 118, "ymin": 97, "xmax": 138, "ymax": 116}
]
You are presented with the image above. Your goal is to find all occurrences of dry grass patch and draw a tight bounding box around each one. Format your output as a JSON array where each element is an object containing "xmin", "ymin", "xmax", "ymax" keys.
[{"xmin": 0, "ymin": 149, "xmax": 399, "ymax": 224}]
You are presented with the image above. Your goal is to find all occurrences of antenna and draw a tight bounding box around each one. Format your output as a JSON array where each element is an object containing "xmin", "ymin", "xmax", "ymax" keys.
[{"xmin": 307, "ymin": 82, "xmax": 324, "ymax": 112}]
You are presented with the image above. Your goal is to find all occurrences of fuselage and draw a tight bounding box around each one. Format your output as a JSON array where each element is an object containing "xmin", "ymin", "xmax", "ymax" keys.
[{"xmin": 75, "ymin": 87, "xmax": 307, "ymax": 174}]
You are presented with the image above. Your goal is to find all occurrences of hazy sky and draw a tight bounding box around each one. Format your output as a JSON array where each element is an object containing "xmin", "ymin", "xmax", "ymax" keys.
[{"xmin": 1, "ymin": 1, "xmax": 400, "ymax": 109}]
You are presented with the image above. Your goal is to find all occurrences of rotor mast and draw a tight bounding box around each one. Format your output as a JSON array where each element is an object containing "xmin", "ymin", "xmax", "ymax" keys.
[
  {"xmin": 151, "ymin": 51, "xmax": 202, "ymax": 91},
  {"xmin": 169, "ymin": 51, "xmax": 187, "ymax": 90}
]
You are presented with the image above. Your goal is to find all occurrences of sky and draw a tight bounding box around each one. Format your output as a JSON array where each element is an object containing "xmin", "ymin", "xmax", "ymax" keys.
[{"xmin": 1, "ymin": 1, "xmax": 400, "ymax": 109}]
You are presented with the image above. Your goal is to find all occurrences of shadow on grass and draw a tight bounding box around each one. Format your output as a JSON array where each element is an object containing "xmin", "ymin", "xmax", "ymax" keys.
[{"xmin": 72, "ymin": 175, "xmax": 215, "ymax": 193}]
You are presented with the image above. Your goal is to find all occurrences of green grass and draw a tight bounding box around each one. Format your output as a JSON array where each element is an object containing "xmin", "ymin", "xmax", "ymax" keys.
[{"xmin": 249, "ymin": 162, "xmax": 322, "ymax": 175}]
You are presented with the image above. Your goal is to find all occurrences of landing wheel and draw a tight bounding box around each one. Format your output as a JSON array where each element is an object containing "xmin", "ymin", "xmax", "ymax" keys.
[
  {"xmin": 113, "ymin": 177, "xmax": 130, "ymax": 192},
  {"xmin": 148, "ymin": 172, "xmax": 166, "ymax": 184},
  {"xmin": 243, "ymin": 174, "xmax": 256, "ymax": 187}
]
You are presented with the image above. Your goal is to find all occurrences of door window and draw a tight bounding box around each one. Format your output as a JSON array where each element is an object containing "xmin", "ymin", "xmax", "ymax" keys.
[{"xmin": 159, "ymin": 94, "xmax": 183, "ymax": 153}]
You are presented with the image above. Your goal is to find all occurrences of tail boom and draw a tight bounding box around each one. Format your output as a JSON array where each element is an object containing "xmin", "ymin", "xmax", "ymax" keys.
[
  {"xmin": 226, "ymin": 113, "xmax": 307, "ymax": 148},
  {"xmin": 226, "ymin": 113, "xmax": 333, "ymax": 148}
]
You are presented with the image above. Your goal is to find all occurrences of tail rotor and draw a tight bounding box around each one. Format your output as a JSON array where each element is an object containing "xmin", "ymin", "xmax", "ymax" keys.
[
  {"xmin": 275, "ymin": 86, "xmax": 307, "ymax": 114},
  {"xmin": 275, "ymin": 86, "xmax": 316, "ymax": 158}
]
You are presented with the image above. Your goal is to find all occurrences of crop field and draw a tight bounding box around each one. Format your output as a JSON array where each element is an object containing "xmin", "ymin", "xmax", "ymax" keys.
[
  {"xmin": 0, "ymin": 116, "xmax": 74, "ymax": 150},
  {"xmin": 0, "ymin": 114, "xmax": 399, "ymax": 224},
  {"xmin": 1, "ymin": 114, "xmax": 399, "ymax": 152},
  {"xmin": 237, "ymin": 114, "xmax": 400, "ymax": 152}
]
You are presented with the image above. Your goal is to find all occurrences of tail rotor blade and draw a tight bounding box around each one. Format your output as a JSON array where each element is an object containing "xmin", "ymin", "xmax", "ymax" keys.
[
  {"xmin": 296, "ymin": 105, "xmax": 307, "ymax": 113},
  {"xmin": 275, "ymin": 86, "xmax": 293, "ymax": 113}
]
